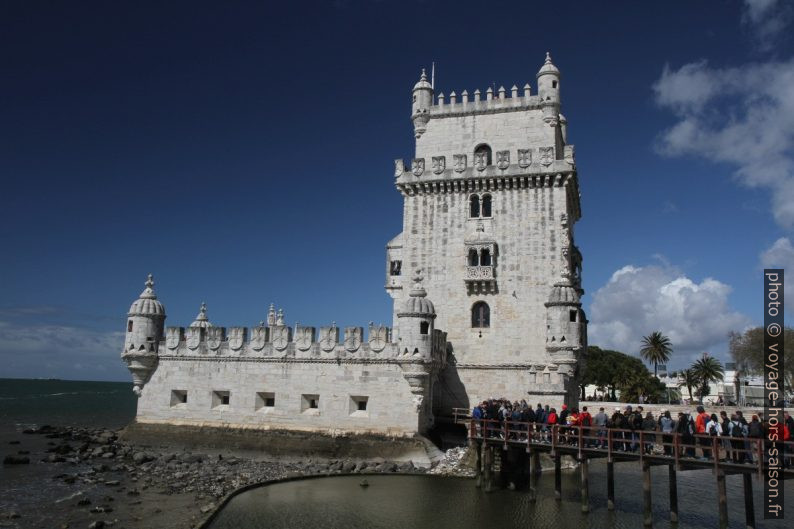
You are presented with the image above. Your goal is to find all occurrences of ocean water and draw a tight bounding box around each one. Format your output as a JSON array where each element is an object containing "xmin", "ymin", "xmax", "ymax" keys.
[{"xmin": 0, "ymin": 378, "xmax": 137, "ymax": 430}]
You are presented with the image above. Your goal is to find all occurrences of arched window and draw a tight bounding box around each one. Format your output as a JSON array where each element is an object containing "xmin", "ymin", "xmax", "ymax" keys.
[
  {"xmin": 420, "ymin": 321, "xmax": 429, "ymax": 335},
  {"xmin": 471, "ymin": 301, "xmax": 490, "ymax": 328},
  {"xmin": 480, "ymin": 249, "xmax": 491, "ymax": 266},
  {"xmin": 469, "ymin": 195, "xmax": 480, "ymax": 218},
  {"xmin": 474, "ymin": 144, "xmax": 492, "ymax": 165},
  {"xmin": 468, "ymin": 249, "xmax": 479, "ymax": 266},
  {"xmin": 481, "ymin": 194, "xmax": 492, "ymax": 217},
  {"xmin": 127, "ymin": 320, "xmax": 133, "ymax": 332}
]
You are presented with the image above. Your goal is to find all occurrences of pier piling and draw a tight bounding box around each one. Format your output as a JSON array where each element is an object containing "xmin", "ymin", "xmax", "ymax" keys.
[
  {"xmin": 607, "ymin": 461, "xmax": 615, "ymax": 510},
  {"xmin": 580, "ymin": 456, "xmax": 589, "ymax": 513},
  {"xmin": 642, "ymin": 462, "xmax": 652, "ymax": 527},
  {"xmin": 743, "ymin": 473, "xmax": 755, "ymax": 529},
  {"xmin": 554, "ymin": 455, "xmax": 562, "ymax": 500},
  {"xmin": 668, "ymin": 464, "xmax": 678, "ymax": 524},
  {"xmin": 716, "ymin": 469, "xmax": 728, "ymax": 529}
]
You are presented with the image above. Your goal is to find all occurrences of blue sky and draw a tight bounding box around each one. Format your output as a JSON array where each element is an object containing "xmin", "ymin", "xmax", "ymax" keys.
[{"xmin": 1, "ymin": 0, "xmax": 792, "ymax": 381}]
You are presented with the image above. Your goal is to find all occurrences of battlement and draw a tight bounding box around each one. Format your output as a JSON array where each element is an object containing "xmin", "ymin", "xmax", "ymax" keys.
[
  {"xmin": 161, "ymin": 322, "xmax": 447, "ymax": 366},
  {"xmin": 432, "ymin": 85, "xmax": 545, "ymax": 117}
]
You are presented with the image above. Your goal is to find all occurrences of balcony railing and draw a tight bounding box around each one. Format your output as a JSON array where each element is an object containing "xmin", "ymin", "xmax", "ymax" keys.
[{"xmin": 465, "ymin": 265, "xmax": 494, "ymax": 280}]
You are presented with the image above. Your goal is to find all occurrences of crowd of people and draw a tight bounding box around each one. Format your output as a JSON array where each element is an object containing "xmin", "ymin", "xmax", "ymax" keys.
[{"xmin": 470, "ymin": 398, "xmax": 792, "ymax": 466}]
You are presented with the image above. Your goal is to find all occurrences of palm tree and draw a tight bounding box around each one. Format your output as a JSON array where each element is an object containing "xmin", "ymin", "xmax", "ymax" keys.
[
  {"xmin": 678, "ymin": 369, "xmax": 698, "ymax": 403},
  {"xmin": 640, "ymin": 331, "xmax": 673, "ymax": 377},
  {"xmin": 691, "ymin": 355, "xmax": 724, "ymax": 403}
]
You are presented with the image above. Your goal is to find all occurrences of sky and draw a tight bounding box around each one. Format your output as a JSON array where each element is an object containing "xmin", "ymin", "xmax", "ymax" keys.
[{"xmin": 1, "ymin": 0, "xmax": 792, "ymax": 381}]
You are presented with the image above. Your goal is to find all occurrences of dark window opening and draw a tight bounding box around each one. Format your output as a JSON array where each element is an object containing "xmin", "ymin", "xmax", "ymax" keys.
[
  {"xmin": 127, "ymin": 320, "xmax": 133, "ymax": 332},
  {"xmin": 265, "ymin": 397, "xmax": 275, "ymax": 407},
  {"xmin": 472, "ymin": 302, "xmax": 490, "ymax": 328},
  {"xmin": 480, "ymin": 249, "xmax": 491, "ymax": 266},
  {"xmin": 310, "ymin": 399, "xmax": 318, "ymax": 409},
  {"xmin": 481, "ymin": 194, "xmax": 492, "ymax": 217},
  {"xmin": 420, "ymin": 321, "xmax": 429, "ymax": 335},
  {"xmin": 390, "ymin": 260, "xmax": 402, "ymax": 276},
  {"xmin": 468, "ymin": 249, "xmax": 479, "ymax": 266},
  {"xmin": 474, "ymin": 144, "xmax": 492, "ymax": 165},
  {"xmin": 552, "ymin": 80, "xmax": 558, "ymax": 88},
  {"xmin": 569, "ymin": 310, "xmax": 577, "ymax": 322},
  {"xmin": 221, "ymin": 395, "xmax": 230, "ymax": 405},
  {"xmin": 358, "ymin": 400, "xmax": 367, "ymax": 411},
  {"xmin": 469, "ymin": 195, "xmax": 480, "ymax": 218}
]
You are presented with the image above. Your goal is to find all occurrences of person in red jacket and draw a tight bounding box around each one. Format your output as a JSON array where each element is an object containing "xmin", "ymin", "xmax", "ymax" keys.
[
  {"xmin": 580, "ymin": 406, "xmax": 593, "ymax": 447},
  {"xmin": 695, "ymin": 405, "xmax": 712, "ymax": 459}
]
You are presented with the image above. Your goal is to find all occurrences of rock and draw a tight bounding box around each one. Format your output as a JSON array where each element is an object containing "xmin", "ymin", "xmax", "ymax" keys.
[
  {"xmin": 200, "ymin": 503, "xmax": 216, "ymax": 514},
  {"xmin": 3, "ymin": 455, "xmax": 30, "ymax": 465},
  {"xmin": 341, "ymin": 460, "xmax": 357, "ymax": 473},
  {"xmin": 104, "ymin": 480, "xmax": 120, "ymax": 486},
  {"xmin": 132, "ymin": 452, "xmax": 153, "ymax": 465}
]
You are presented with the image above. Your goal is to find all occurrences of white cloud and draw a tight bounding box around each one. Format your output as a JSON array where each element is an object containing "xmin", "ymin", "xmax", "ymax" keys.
[
  {"xmin": 742, "ymin": 0, "xmax": 792, "ymax": 51},
  {"xmin": 653, "ymin": 57, "xmax": 794, "ymax": 228},
  {"xmin": 588, "ymin": 263, "xmax": 752, "ymax": 368},
  {"xmin": 0, "ymin": 320, "xmax": 127, "ymax": 380},
  {"xmin": 759, "ymin": 237, "xmax": 794, "ymax": 311}
]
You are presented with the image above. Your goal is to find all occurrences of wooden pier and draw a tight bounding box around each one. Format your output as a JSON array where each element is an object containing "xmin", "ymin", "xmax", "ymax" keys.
[{"xmin": 454, "ymin": 410, "xmax": 793, "ymax": 527}]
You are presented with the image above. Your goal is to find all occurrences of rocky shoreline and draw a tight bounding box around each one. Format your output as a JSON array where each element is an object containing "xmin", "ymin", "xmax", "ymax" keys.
[{"xmin": 1, "ymin": 425, "xmax": 472, "ymax": 529}]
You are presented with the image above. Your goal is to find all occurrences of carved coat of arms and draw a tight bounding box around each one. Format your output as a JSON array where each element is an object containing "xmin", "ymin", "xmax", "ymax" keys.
[
  {"xmin": 344, "ymin": 327, "xmax": 362, "ymax": 352},
  {"xmin": 295, "ymin": 326, "xmax": 314, "ymax": 351},
  {"xmin": 207, "ymin": 327, "xmax": 223, "ymax": 351},
  {"xmin": 229, "ymin": 327, "xmax": 246, "ymax": 351},
  {"xmin": 250, "ymin": 326, "xmax": 267, "ymax": 351},
  {"xmin": 539, "ymin": 146, "xmax": 554, "ymax": 167},
  {"xmin": 496, "ymin": 150, "xmax": 510, "ymax": 170},
  {"xmin": 394, "ymin": 159, "xmax": 405, "ymax": 178},
  {"xmin": 432, "ymin": 156, "xmax": 446, "ymax": 174},
  {"xmin": 166, "ymin": 327, "xmax": 181, "ymax": 350},
  {"xmin": 271, "ymin": 326, "xmax": 290, "ymax": 351},
  {"xmin": 186, "ymin": 327, "xmax": 201, "ymax": 350},
  {"xmin": 320, "ymin": 325, "xmax": 338, "ymax": 352},
  {"xmin": 368, "ymin": 323, "xmax": 389, "ymax": 353},
  {"xmin": 518, "ymin": 149, "xmax": 532, "ymax": 168},
  {"xmin": 412, "ymin": 158, "xmax": 424, "ymax": 177},
  {"xmin": 453, "ymin": 154, "xmax": 467, "ymax": 173}
]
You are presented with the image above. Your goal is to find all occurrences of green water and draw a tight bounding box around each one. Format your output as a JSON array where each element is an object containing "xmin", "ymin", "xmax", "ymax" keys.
[
  {"xmin": 0, "ymin": 378, "xmax": 136, "ymax": 429},
  {"xmin": 208, "ymin": 471, "xmax": 791, "ymax": 529}
]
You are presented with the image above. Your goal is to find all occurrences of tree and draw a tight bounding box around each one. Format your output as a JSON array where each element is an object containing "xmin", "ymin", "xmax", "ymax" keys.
[
  {"xmin": 691, "ymin": 355, "xmax": 724, "ymax": 403},
  {"xmin": 678, "ymin": 369, "xmax": 698, "ymax": 403},
  {"xmin": 639, "ymin": 331, "xmax": 673, "ymax": 377},
  {"xmin": 581, "ymin": 345, "xmax": 666, "ymax": 402},
  {"xmin": 729, "ymin": 326, "xmax": 794, "ymax": 392}
]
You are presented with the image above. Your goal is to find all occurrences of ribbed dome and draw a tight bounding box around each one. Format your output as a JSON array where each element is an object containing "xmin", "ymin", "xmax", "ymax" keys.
[
  {"xmin": 398, "ymin": 270, "xmax": 436, "ymax": 316},
  {"xmin": 413, "ymin": 69, "xmax": 432, "ymax": 91},
  {"xmin": 190, "ymin": 302, "xmax": 213, "ymax": 328},
  {"xmin": 128, "ymin": 275, "xmax": 166, "ymax": 316},
  {"xmin": 537, "ymin": 52, "xmax": 560, "ymax": 77},
  {"xmin": 547, "ymin": 278, "xmax": 580, "ymax": 305}
]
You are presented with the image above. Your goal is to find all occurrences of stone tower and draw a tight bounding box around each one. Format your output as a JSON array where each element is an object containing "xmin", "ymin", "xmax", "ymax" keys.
[{"xmin": 388, "ymin": 53, "xmax": 586, "ymax": 411}]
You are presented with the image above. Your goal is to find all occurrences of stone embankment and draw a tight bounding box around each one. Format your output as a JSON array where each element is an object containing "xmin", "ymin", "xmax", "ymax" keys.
[{"xmin": 0, "ymin": 425, "xmax": 463, "ymax": 529}]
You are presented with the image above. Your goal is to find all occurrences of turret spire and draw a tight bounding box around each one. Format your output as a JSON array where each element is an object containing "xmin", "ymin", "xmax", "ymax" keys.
[{"xmin": 139, "ymin": 273, "xmax": 157, "ymax": 299}]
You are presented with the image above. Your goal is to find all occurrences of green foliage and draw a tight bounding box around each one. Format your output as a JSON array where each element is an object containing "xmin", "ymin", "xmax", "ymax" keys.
[
  {"xmin": 639, "ymin": 331, "xmax": 673, "ymax": 377},
  {"xmin": 678, "ymin": 368, "xmax": 699, "ymax": 402},
  {"xmin": 729, "ymin": 326, "xmax": 793, "ymax": 392},
  {"xmin": 581, "ymin": 346, "xmax": 666, "ymax": 402},
  {"xmin": 691, "ymin": 355, "xmax": 724, "ymax": 403}
]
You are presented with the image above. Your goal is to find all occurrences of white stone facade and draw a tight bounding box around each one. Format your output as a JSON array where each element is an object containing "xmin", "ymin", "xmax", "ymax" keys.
[{"xmin": 121, "ymin": 53, "xmax": 586, "ymax": 436}]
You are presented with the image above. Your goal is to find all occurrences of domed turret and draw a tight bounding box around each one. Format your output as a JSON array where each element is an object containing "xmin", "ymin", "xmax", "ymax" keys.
[
  {"xmin": 190, "ymin": 302, "xmax": 213, "ymax": 328},
  {"xmin": 537, "ymin": 52, "xmax": 561, "ymax": 124},
  {"xmin": 122, "ymin": 274, "xmax": 166, "ymax": 396},
  {"xmin": 396, "ymin": 269, "xmax": 436, "ymax": 359},
  {"xmin": 412, "ymin": 69, "xmax": 433, "ymax": 139},
  {"xmin": 544, "ymin": 273, "xmax": 586, "ymax": 406}
]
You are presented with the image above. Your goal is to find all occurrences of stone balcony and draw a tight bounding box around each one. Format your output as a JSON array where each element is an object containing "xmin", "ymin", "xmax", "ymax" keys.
[
  {"xmin": 465, "ymin": 265, "xmax": 494, "ymax": 280},
  {"xmin": 465, "ymin": 266, "xmax": 497, "ymax": 295}
]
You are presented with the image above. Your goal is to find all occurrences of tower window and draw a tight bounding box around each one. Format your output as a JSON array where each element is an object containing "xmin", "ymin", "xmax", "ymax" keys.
[
  {"xmin": 469, "ymin": 195, "xmax": 480, "ymax": 218},
  {"xmin": 552, "ymin": 80, "xmax": 558, "ymax": 88},
  {"xmin": 471, "ymin": 301, "xmax": 490, "ymax": 328},
  {"xmin": 481, "ymin": 194, "xmax": 492, "ymax": 217},
  {"xmin": 127, "ymin": 320, "xmax": 133, "ymax": 332},
  {"xmin": 468, "ymin": 249, "xmax": 479, "ymax": 266},
  {"xmin": 302, "ymin": 394, "xmax": 320, "ymax": 413},
  {"xmin": 474, "ymin": 144, "xmax": 492, "ymax": 165},
  {"xmin": 480, "ymin": 249, "xmax": 491, "ymax": 266},
  {"xmin": 212, "ymin": 390, "xmax": 230, "ymax": 408},
  {"xmin": 420, "ymin": 321, "xmax": 429, "ymax": 335},
  {"xmin": 569, "ymin": 310, "xmax": 577, "ymax": 322},
  {"xmin": 390, "ymin": 260, "xmax": 402, "ymax": 276}
]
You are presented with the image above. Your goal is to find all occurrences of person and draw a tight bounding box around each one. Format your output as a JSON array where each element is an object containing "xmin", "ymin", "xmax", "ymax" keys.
[
  {"xmin": 719, "ymin": 410, "xmax": 732, "ymax": 461},
  {"xmin": 610, "ymin": 407, "xmax": 628, "ymax": 451},
  {"xmin": 747, "ymin": 414, "xmax": 763, "ymax": 463},
  {"xmin": 546, "ymin": 407, "xmax": 558, "ymax": 443},
  {"xmin": 580, "ymin": 406, "xmax": 593, "ymax": 447},
  {"xmin": 659, "ymin": 410, "xmax": 675, "ymax": 456},
  {"xmin": 677, "ymin": 411, "xmax": 696, "ymax": 458},
  {"xmin": 642, "ymin": 411, "xmax": 657, "ymax": 454},
  {"xmin": 707, "ymin": 412, "xmax": 722, "ymax": 461},
  {"xmin": 471, "ymin": 402, "xmax": 483, "ymax": 437},
  {"xmin": 594, "ymin": 407, "xmax": 608, "ymax": 449},
  {"xmin": 628, "ymin": 405, "xmax": 643, "ymax": 452},
  {"xmin": 695, "ymin": 405, "xmax": 711, "ymax": 459}
]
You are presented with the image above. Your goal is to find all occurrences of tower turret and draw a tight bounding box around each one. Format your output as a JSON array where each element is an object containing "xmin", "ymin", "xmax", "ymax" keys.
[
  {"xmin": 396, "ymin": 269, "xmax": 436, "ymax": 358},
  {"xmin": 411, "ymin": 69, "xmax": 433, "ymax": 139},
  {"xmin": 122, "ymin": 274, "xmax": 166, "ymax": 396},
  {"xmin": 537, "ymin": 52, "xmax": 561, "ymax": 124},
  {"xmin": 544, "ymin": 273, "xmax": 586, "ymax": 405}
]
